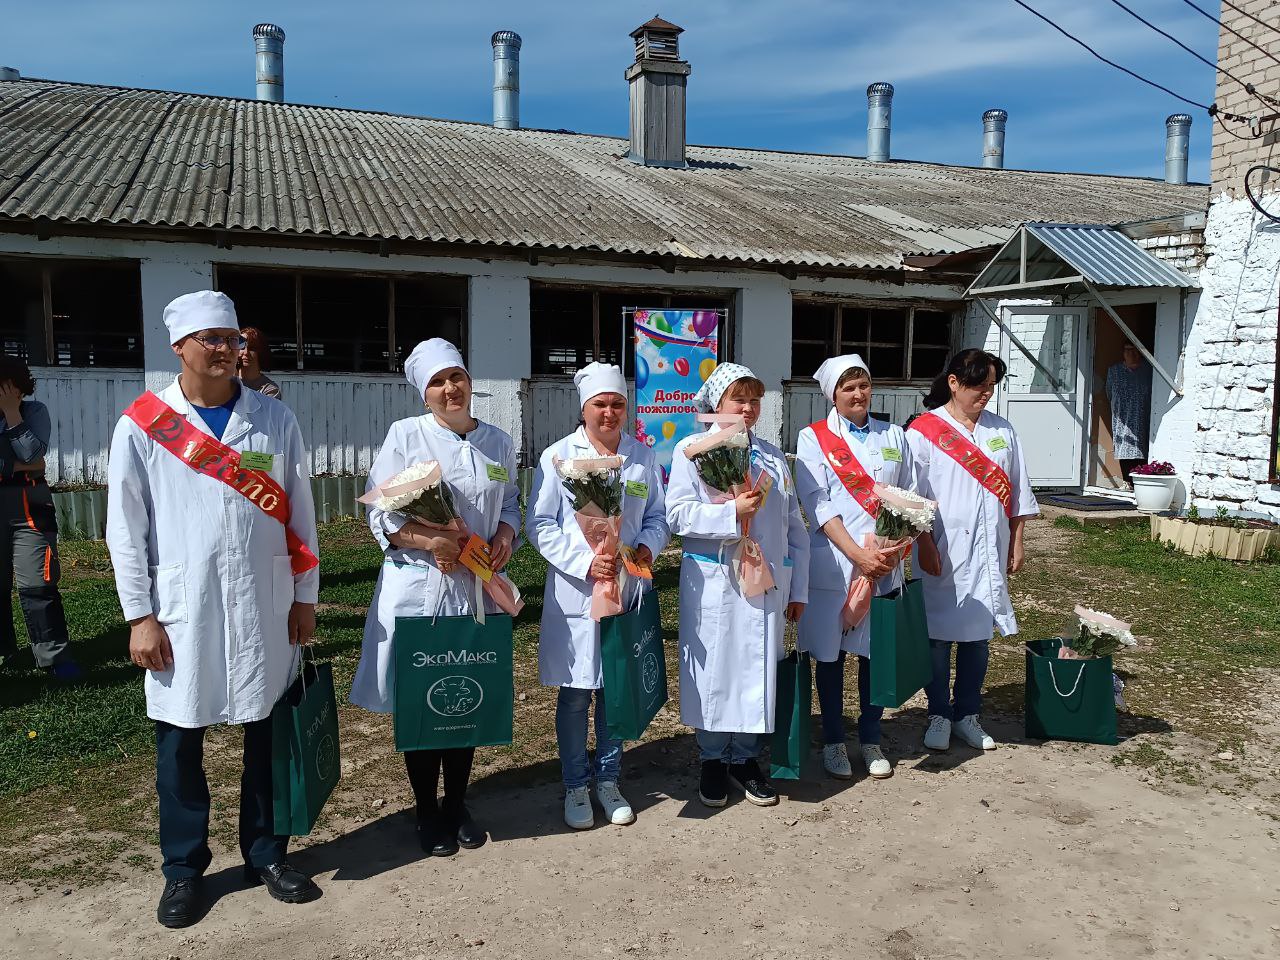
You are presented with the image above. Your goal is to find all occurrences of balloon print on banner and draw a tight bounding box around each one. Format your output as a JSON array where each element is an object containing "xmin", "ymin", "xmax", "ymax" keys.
[{"xmin": 631, "ymin": 308, "xmax": 720, "ymax": 474}]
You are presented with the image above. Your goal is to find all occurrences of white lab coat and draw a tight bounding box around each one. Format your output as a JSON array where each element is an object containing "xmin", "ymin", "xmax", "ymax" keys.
[
  {"xmin": 106, "ymin": 377, "xmax": 319, "ymax": 729},
  {"xmin": 350, "ymin": 414, "xmax": 521, "ymax": 713},
  {"xmin": 906, "ymin": 407, "xmax": 1039, "ymax": 643},
  {"xmin": 667, "ymin": 429, "xmax": 810, "ymax": 734},
  {"xmin": 794, "ymin": 411, "xmax": 913, "ymax": 660},
  {"xmin": 528, "ymin": 429, "xmax": 670, "ymax": 690}
]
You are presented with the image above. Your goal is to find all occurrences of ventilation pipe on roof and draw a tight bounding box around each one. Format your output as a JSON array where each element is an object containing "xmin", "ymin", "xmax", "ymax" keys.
[
  {"xmin": 253, "ymin": 23, "xmax": 285, "ymax": 103},
  {"xmin": 866, "ymin": 82, "xmax": 893, "ymax": 162},
  {"xmin": 626, "ymin": 17, "xmax": 690, "ymax": 168},
  {"xmin": 0, "ymin": 67, "xmax": 19, "ymax": 82},
  {"xmin": 1164, "ymin": 114, "xmax": 1191, "ymax": 185},
  {"xmin": 491, "ymin": 31, "xmax": 521, "ymax": 129},
  {"xmin": 982, "ymin": 109, "xmax": 1007, "ymax": 169}
]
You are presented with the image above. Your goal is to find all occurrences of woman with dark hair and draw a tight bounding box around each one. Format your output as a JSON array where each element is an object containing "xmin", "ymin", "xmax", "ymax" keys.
[
  {"xmin": 0, "ymin": 355, "xmax": 78, "ymax": 679},
  {"xmin": 907, "ymin": 349, "xmax": 1038, "ymax": 753},
  {"xmin": 238, "ymin": 327, "xmax": 282, "ymax": 399}
]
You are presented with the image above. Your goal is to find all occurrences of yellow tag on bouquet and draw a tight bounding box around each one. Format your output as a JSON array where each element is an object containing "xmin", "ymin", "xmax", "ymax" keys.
[
  {"xmin": 458, "ymin": 534, "xmax": 494, "ymax": 583},
  {"xmin": 620, "ymin": 545, "xmax": 653, "ymax": 580}
]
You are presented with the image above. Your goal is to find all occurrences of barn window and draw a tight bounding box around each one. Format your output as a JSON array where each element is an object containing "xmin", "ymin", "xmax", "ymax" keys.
[
  {"xmin": 790, "ymin": 299, "xmax": 955, "ymax": 382},
  {"xmin": 530, "ymin": 283, "xmax": 733, "ymax": 376},
  {"xmin": 0, "ymin": 257, "xmax": 143, "ymax": 367},
  {"xmin": 215, "ymin": 266, "xmax": 466, "ymax": 373}
]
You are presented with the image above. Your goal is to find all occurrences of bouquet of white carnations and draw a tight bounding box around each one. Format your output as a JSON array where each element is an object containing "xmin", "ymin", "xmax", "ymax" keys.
[
  {"xmin": 1063, "ymin": 606, "xmax": 1137, "ymax": 659},
  {"xmin": 842, "ymin": 483, "xmax": 938, "ymax": 633},
  {"xmin": 554, "ymin": 455, "xmax": 626, "ymax": 621}
]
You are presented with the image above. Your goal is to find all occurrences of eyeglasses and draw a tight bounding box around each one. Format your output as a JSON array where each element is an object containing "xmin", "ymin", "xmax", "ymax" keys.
[{"xmin": 190, "ymin": 334, "xmax": 248, "ymax": 351}]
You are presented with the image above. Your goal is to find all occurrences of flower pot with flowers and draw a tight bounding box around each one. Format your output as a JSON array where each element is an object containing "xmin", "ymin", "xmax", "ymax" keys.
[{"xmin": 1130, "ymin": 461, "xmax": 1177, "ymax": 513}]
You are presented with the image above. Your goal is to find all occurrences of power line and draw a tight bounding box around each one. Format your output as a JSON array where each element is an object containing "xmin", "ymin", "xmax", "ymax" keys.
[
  {"xmin": 1012, "ymin": 0, "xmax": 1211, "ymax": 109},
  {"xmin": 1108, "ymin": 0, "xmax": 1280, "ymax": 109},
  {"xmin": 1223, "ymin": 0, "xmax": 1280, "ymax": 41},
  {"xmin": 1178, "ymin": 0, "xmax": 1280, "ymax": 68}
]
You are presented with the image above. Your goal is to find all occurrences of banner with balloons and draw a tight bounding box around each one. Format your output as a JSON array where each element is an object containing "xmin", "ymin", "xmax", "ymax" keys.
[{"xmin": 630, "ymin": 308, "xmax": 721, "ymax": 477}]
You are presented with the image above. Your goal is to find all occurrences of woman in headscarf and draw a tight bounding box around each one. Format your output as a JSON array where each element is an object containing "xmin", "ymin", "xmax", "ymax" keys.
[
  {"xmin": 907, "ymin": 349, "xmax": 1039, "ymax": 753},
  {"xmin": 527, "ymin": 363, "xmax": 670, "ymax": 831},
  {"xmin": 793, "ymin": 355, "xmax": 913, "ymax": 781},
  {"xmin": 666, "ymin": 363, "xmax": 809, "ymax": 809},
  {"xmin": 350, "ymin": 339, "xmax": 520, "ymax": 857}
]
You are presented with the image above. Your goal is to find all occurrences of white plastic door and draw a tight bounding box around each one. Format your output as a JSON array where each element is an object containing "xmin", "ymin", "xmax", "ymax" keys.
[{"xmin": 997, "ymin": 306, "xmax": 1086, "ymax": 488}]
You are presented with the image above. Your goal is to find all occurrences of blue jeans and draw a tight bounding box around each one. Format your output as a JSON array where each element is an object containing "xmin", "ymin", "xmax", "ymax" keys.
[
  {"xmin": 813, "ymin": 652, "xmax": 884, "ymax": 746},
  {"xmin": 555, "ymin": 686, "xmax": 623, "ymax": 789},
  {"xmin": 696, "ymin": 730, "xmax": 761, "ymax": 763},
  {"xmin": 923, "ymin": 639, "xmax": 990, "ymax": 721}
]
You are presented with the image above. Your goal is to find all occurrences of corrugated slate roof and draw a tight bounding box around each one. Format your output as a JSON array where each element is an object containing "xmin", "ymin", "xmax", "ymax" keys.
[
  {"xmin": 966, "ymin": 222, "xmax": 1197, "ymax": 293},
  {"xmin": 0, "ymin": 79, "xmax": 1209, "ymax": 271}
]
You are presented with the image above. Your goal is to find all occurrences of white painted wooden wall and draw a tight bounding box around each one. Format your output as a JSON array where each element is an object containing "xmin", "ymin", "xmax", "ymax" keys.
[
  {"xmin": 32, "ymin": 368, "xmax": 145, "ymax": 485},
  {"xmin": 781, "ymin": 382, "xmax": 927, "ymax": 451}
]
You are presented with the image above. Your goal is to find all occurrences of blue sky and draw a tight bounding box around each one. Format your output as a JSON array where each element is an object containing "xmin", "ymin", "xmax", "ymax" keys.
[{"xmin": 4, "ymin": 1, "xmax": 1224, "ymax": 181}]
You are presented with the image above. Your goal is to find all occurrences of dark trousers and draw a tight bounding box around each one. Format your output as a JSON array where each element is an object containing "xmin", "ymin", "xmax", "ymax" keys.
[
  {"xmin": 923, "ymin": 639, "xmax": 991, "ymax": 721},
  {"xmin": 404, "ymin": 747, "xmax": 475, "ymax": 823},
  {"xmin": 814, "ymin": 652, "xmax": 884, "ymax": 746},
  {"xmin": 0, "ymin": 483, "xmax": 71, "ymax": 668},
  {"xmin": 155, "ymin": 717, "xmax": 288, "ymax": 880}
]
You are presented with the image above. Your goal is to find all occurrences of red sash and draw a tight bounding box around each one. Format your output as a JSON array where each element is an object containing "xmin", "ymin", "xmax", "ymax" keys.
[
  {"xmin": 810, "ymin": 418, "xmax": 881, "ymax": 519},
  {"xmin": 908, "ymin": 412, "xmax": 1013, "ymax": 518},
  {"xmin": 124, "ymin": 391, "xmax": 320, "ymax": 574}
]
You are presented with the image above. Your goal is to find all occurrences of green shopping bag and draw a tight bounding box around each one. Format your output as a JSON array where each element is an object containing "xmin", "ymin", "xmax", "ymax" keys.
[
  {"xmin": 1024, "ymin": 638, "xmax": 1118, "ymax": 745},
  {"xmin": 600, "ymin": 589, "xmax": 668, "ymax": 741},
  {"xmin": 869, "ymin": 578, "xmax": 933, "ymax": 708},
  {"xmin": 393, "ymin": 614, "xmax": 514, "ymax": 751},
  {"xmin": 271, "ymin": 655, "xmax": 341, "ymax": 837},
  {"xmin": 770, "ymin": 649, "xmax": 812, "ymax": 780}
]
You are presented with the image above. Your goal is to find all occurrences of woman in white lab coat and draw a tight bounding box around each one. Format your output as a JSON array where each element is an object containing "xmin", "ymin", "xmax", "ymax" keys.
[
  {"xmin": 794, "ymin": 355, "xmax": 912, "ymax": 782},
  {"xmin": 666, "ymin": 363, "xmax": 809, "ymax": 810},
  {"xmin": 351, "ymin": 339, "xmax": 521, "ymax": 858},
  {"xmin": 907, "ymin": 349, "xmax": 1038, "ymax": 754},
  {"xmin": 527, "ymin": 363, "xmax": 670, "ymax": 832}
]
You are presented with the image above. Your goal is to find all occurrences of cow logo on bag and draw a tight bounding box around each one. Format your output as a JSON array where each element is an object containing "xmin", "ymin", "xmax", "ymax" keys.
[
  {"xmin": 427, "ymin": 676, "xmax": 485, "ymax": 717},
  {"xmin": 314, "ymin": 733, "xmax": 337, "ymax": 781}
]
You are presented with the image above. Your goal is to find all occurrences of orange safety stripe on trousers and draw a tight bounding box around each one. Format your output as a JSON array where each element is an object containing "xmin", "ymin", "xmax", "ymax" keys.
[
  {"xmin": 43, "ymin": 545, "xmax": 51, "ymax": 583},
  {"xmin": 20, "ymin": 489, "xmax": 36, "ymax": 530}
]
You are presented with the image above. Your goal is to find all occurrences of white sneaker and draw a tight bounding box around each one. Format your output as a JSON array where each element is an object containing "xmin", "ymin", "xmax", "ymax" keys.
[
  {"xmin": 924, "ymin": 715, "xmax": 952, "ymax": 751},
  {"xmin": 823, "ymin": 743, "xmax": 853, "ymax": 780},
  {"xmin": 595, "ymin": 781, "xmax": 636, "ymax": 825},
  {"xmin": 564, "ymin": 785, "xmax": 594, "ymax": 830},
  {"xmin": 954, "ymin": 715, "xmax": 996, "ymax": 750},
  {"xmin": 861, "ymin": 744, "xmax": 892, "ymax": 779}
]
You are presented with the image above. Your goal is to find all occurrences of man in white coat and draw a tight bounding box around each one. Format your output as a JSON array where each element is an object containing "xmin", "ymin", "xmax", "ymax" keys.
[{"xmin": 107, "ymin": 291, "xmax": 321, "ymax": 928}]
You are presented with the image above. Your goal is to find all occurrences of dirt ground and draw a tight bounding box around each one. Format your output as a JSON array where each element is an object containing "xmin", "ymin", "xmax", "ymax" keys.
[{"xmin": 3, "ymin": 519, "xmax": 1280, "ymax": 960}]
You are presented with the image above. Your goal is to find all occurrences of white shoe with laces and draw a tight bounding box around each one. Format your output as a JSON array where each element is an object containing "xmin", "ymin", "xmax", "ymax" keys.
[
  {"xmin": 564, "ymin": 785, "xmax": 594, "ymax": 830},
  {"xmin": 861, "ymin": 744, "xmax": 893, "ymax": 779},
  {"xmin": 596, "ymin": 781, "xmax": 636, "ymax": 825},
  {"xmin": 954, "ymin": 714, "xmax": 996, "ymax": 750},
  {"xmin": 823, "ymin": 743, "xmax": 853, "ymax": 780},
  {"xmin": 924, "ymin": 715, "xmax": 952, "ymax": 751}
]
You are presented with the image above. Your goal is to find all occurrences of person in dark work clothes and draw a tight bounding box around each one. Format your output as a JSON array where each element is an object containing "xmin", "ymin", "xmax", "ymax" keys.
[
  {"xmin": 1105, "ymin": 344, "xmax": 1153, "ymax": 484},
  {"xmin": 0, "ymin": 355, "xmax": 79, "ymax": 679}
]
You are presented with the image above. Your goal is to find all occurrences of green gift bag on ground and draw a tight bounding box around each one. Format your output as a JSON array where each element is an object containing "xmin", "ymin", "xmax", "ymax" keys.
[
  {"xmin": 393, "ymin": 614, "xmax": 514, "ymax": 752},
  {"xmin": 1025, "ymin": 638, "xmax": 1118, "ymax": 745},
  {"xmin": 770, "ymin": 649, "xmax": 812, "ymax": 780},
  {"xmin": 271, "ymin": 656, "xmax": 341, "ymax": 837},
  {"xmin": 600, "ymin": 589, "xmax": 668, "ymax": 741},
  {"xmin": 869, "ymin": 578, "xmax": 933, "ymax": 708}
]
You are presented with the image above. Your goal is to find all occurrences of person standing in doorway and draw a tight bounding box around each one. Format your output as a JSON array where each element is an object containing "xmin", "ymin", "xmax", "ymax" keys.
[
  {"xmin": 238, "ymin": 327, "xmax": 283, "ymax": 400},
  {"xmin": 106, "ymin": 291, "xmax": 322, "ymax": 928},
  {"xmin": 1105, "ymin": 344, "xmax": 1152, "ymax": 484},
  {"xmin": 0, "ymin": 356, "xmax": 79, "ymax": 680}
]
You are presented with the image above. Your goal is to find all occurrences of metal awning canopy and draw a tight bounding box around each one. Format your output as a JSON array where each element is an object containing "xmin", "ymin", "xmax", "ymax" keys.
[{"xmin": 963, "ymin": 223, "xmax": 1198, "ymax": 396}]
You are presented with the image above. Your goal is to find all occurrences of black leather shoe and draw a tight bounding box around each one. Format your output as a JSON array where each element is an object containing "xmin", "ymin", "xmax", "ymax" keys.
[
  {"xmin": 453, "ymin": 806, "xmax": 487, "ymax": 850},
  {"xmin": 430, "ymin": 821, "xmax": 460, "ymax": 858},
  {"xmin": 244, "ymin": 861, "xmax": 320, "ymax": 903},
  {"xmin": 698, "ymin": 759, "xmax": 729, "ymax": 808},
  {"xmin": 728, "ymin": 759, "xmax": 779, "ymax": 807},
  {"xmin": 156, "ymin": 877, "xmax": 204, "ymax": 928}
]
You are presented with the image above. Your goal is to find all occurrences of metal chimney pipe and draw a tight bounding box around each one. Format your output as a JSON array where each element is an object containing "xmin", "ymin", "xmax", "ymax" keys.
[
  {"xmin": 491, "ymin": 30, "xmax": 522, "ymax": 130},
  {"xmin": 866, "ymin": 82, "xmax": 894, "ymax": 162},
  {"xmin": 0, "ymin": 67, "xmax": 19, "ymax": 82},
  {"xmin": 253, "ymin": 23, "xmax": 285, "ymax": 103},
  {"xmin": 982, "ymin": 108, "xmax": 1007, "ymax": 169},
  {"xmin": 1165, "ymin": 113, "xmax": 1191, "ymax": 185}
]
